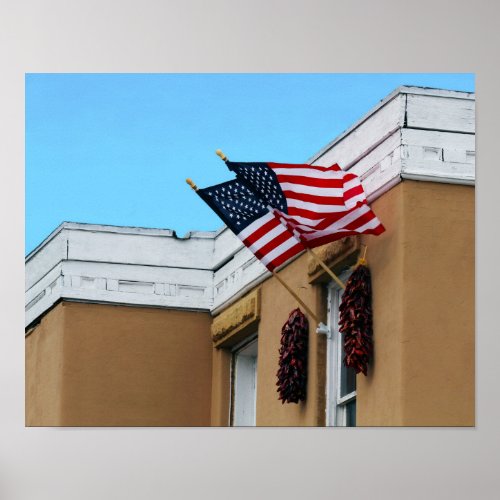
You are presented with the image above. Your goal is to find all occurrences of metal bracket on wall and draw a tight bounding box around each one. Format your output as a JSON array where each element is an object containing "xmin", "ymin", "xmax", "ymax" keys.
[{"xmin": 316, "ymin": 322, "xmax": 331, "ymax": 339}]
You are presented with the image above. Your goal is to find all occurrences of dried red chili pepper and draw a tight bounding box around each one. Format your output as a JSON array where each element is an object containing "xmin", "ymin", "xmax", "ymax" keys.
[
  {"xmin": 276, "ymin": 308, "xmax": 309, "ymax": 404},
  {"xmin": 339, "ymin": 263, "xmax": 373, "ymax": 376}
]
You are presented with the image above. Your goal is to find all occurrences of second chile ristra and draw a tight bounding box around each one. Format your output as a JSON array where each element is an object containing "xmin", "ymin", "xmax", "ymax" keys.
[{"xmin": 339, "ymin": 262, "xmax": 374, "ymax": 376}]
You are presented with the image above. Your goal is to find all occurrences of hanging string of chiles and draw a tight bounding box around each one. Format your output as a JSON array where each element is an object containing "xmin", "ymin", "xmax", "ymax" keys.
[
  {"xmin": 339, "ymin": 251, "xmax": 373, "ymax": 376},
  {"xmin": 276, "ymin": 308, "xmax": 309, "ymax": 403}
]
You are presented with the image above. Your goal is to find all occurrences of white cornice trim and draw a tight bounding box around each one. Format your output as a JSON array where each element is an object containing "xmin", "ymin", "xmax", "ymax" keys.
[
  {"xmin": 401, "ymin": 173, "xmax": 475, "ymax": 185},
  {"xmin": 307, "ymin": 85, "xmax": 474, "ymax": 165}
]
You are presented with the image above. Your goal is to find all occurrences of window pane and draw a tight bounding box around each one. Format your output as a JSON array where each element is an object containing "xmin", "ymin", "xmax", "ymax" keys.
[
  {"xmin": 345, "ymin": 400, "xmax": 356, "ymax": 427},
  {"xmin": 340, "ymin": 362, "xmax": 356, "ymax": 397}
]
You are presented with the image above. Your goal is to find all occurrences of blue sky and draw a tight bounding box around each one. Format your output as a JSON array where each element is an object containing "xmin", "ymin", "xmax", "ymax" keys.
[{"xmin": 25, "ymin": 73, "xmax": 474, "ymax": 254}]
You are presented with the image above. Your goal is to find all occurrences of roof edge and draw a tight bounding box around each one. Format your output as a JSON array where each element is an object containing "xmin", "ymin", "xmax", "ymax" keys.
[
  {"xmin": 26, "ymin": 221, "xmax": 219, "ymax": 262},
  {"xmin": 308, "ymin": 85, "xmax": 475, "ymax": 165}
]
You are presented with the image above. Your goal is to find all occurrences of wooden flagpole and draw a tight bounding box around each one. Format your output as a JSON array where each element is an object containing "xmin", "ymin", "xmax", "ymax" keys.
[
  {"xmin": 271, "ymin": 270, "xmax": 319, "ymax": 323},
  {"xmin": 306, "ymin": 248, "xmax": 345, "ymax": 289},
  {"xmin": 187, "ymin": 169, "xmax": 320, "ymax": 323}
]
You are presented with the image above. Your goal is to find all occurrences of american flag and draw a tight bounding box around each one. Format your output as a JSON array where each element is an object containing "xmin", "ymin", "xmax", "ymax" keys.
[
  {"xmin": 197, "ymin": 179, "xmax": 305, "ymax": 271},
  {"xmin": 227, "ymin": 161, "xmax": 385, "ymax": 248}
]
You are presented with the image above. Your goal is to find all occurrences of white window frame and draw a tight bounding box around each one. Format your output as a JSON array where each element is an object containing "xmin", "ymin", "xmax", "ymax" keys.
[
  {"xmin": 230, "ymin": 335, "xmax": 258, "ymax": 427},
  {"xmin": 326, "ymin": 274, "xmax": 357, "ymax": 427}
]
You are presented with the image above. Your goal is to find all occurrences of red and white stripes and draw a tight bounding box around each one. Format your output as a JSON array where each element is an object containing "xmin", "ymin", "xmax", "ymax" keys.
[
  {"xmin": 268, "ymin": 162, "xmax": 385, "ymax": 248},
  {"xmin": 236, "ymin": 211, "xmax": 304, "ymax": 271}
]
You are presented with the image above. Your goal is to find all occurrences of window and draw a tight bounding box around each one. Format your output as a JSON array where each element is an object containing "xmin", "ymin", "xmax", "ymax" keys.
[
  {"xmin": 230, "ymin": 336, "xmax": 258, "ymax": 426},
  {"xmin": 326, "ymin": 278, "xmax": 357, "ymax": 426}
]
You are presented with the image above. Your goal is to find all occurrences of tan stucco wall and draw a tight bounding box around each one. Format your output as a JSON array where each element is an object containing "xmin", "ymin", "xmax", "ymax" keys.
[
  {"xmin": 210, "ymin": 257, "xmax": 328, "ymax": 427},
  {"xmin": 210, "ymin": 347, "xmax": 232, "ymax": 426},
  {"xmin": 400, "ymin": 181, "xmax": 474, "ymax": 425},
  {"xmin": 256, "ymin": 261, "xmax": 327, "ymax": 426},
  {"xmin": 357, "ymin": 180, "xmax": 475, "ymax": 426},
  {"xmin": 355, "ymin": 183, "xmax": 407, "ymax": 425},
  {"xmin": 210, "ymin": 180, "xmax": 474, "ymax": 427},
  {"xmin": 26, "ymin": 302, "xmax": 213, "ymax": 426},
  {"xmin": 26, "ymin": 304, "xmax": 65, "ymax": 426}
]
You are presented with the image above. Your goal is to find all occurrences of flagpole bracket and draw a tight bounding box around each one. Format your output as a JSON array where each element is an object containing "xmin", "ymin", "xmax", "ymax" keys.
[{"xmin": 316, "ymin": 322, "xmax": 331, "ymax": 339}]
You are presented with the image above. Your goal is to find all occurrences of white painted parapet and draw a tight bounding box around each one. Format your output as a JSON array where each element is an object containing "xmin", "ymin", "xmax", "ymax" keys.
[
  {"xmin": 25, "ymin": 223, "xmax": 219, "ymax": 327},
  {"xmin": 25, "ymin": 86, "xmax": 475, "ymax": 328},
  {"xmin": 310, "ymin": 86, "xmax": 475, "ymax": 194}
]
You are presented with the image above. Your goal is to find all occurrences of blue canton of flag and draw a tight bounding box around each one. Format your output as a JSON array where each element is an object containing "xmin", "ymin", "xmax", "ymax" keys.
[
  {"xmin": 198, "ymin": 179, "xmax": 269, "ymax": 229},
  {"xmin": 197, "ymin": 179, "xmax": 305, "ymax": 271},
  {"xmin": 225, "ymin": 163, "xmax": 288, "ymax": 212}
]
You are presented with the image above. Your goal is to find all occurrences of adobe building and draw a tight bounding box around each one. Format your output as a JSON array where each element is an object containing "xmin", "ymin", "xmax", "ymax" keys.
[{"xmin": 25, "ymin": 86, "xmax": 475, "ymax": 427}]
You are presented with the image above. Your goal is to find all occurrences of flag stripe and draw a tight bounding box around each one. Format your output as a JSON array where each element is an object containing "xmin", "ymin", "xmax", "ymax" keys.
[
  {"xmin": 245, "ymin": 222, "xmax": 289, "ymax": 254},
  {"xmin": 268, "ymin": 162, "xmax": 342, "ymax": 172},
  {"xmin": 304, "ymin": 204, "xmax": 372, "ymax": 234},
  {"xmin": 272, "ymin": 168, "xmax": 348, "ymax": 179},
  {"xmin": 265, "ymin": 242, "xmax": 305, "ymax": 270},
  {"xmin": 255, "ymin": 227, "xmax": 296, "ymax": 258},
  {"xmin": 301, "ymin": 218, "xmax": 381, "ymax": 242},
  {"xmin": 298, "ymin": 207, "xmax": 384, "ymax": 243},
  {"xmin": 276, "ymin": 175, "xmax": 345, "ymax": 188},
  {"xmin": 278, "ymin": 208, "xmax": 362, "ymax": 233},
  {"xmin": 238, "ymin": 217, "xmax": 304, "ymax": 271},
  {"xmin": 304, "ymin": 225, "xmax": 385, "ymax": 249},
  {"xmin": 283, "ymin": 190, "xmax": 346, "ymax": 206},
  {"xmin": 236, "ymin": 211, "xmax": 305, "ymax": 271},
  {"xmin": 276, "ymin": 211, "xmax": 327, "ymax": 228},
  {"xmin": 343, "ymin": 177, "xmax": 362, "ymax": 191},
  {"xmin": 287, "ymin": 197, "xmax": 355, "ymax": 213},
  {"xmin": 260, "ymin": 235, "xmax": 303, "ymax": 268},
  {"xmin": 279, "ymin": 182, "xmax": 344, "ymax": 197},
  {"xmin": 344, "ymin": 184, "xmax": 365, "ymax": 200},
  {"xmin": 345, "ymin": 192, "xmax": 366, "ymax": 208},
  {"xmin": 349, "ymin": 216, "xmax": 384, "ymax": 234},
  {"xmin": 287, "ymin": 205, "xmax": 351, "ymax": 219},
  {"xmin": 239, "ymin": 213, "xmax": 281, "ymax": 245}
]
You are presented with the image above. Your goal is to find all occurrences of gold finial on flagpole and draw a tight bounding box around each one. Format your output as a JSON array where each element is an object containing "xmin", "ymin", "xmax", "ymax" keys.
[
  {"xmin": 215, "ymin": 149, "xmax": 228, "ymax": 162},
  {"xmin": 358, "ymin": 244, "xmax": 368, "ymax": 266},
  {"xmin": 186, "ymin": 178, "xmax": 198, "ymax": 191}
]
